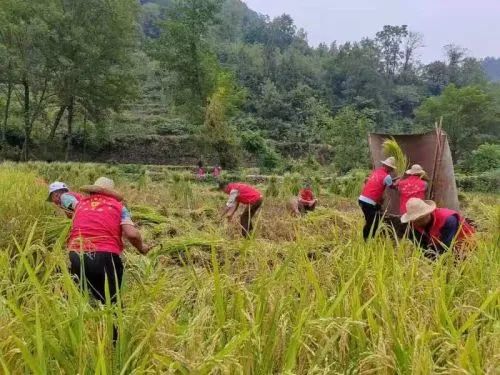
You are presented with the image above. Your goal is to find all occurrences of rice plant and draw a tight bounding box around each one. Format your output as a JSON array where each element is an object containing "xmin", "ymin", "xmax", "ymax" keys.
[{"xmin": 0, "ymin": 162, "xmax": 498, "ymax": 374}]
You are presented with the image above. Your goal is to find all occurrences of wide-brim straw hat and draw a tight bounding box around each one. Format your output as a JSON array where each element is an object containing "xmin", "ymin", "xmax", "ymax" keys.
[
  {"xmin": 406, "ymin": 164, "xmax": 426, "ymax": 176},
  {"xmin": 381, "ymin": 156, "xmax": 396, "ymax": 169},
  {"xmin": 80, "ymin": 177, "xmax": 123, "ymax": 201},
  {"xmin": 401, "ymin": 198, "xmax": 436, "ymax": 223}
]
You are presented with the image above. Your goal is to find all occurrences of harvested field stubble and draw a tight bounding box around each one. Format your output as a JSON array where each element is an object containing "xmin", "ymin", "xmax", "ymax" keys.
[{"xmin": 0, "ymin": 162, "xmax": 499, "ymax": 374}]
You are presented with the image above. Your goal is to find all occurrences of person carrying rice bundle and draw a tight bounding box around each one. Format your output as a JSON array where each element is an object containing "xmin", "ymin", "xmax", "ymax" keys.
[{"xmin": 358, "ymin": 157, "xmax": 397, "ymax": 241}]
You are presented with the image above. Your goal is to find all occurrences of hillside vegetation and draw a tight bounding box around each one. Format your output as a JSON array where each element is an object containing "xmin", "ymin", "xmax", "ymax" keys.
[{"xmin": 0, "ymin": 0, "xmax": 499, "ymax": 173}]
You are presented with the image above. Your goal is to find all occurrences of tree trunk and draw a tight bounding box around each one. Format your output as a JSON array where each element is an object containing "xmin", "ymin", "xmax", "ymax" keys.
[
  {"xmin": 22, "ymin": 79, "xmax": 30, "ymax": 161},
  {"xmin": 2, "ymin": 80, "xmax": 12, "ymax": 143},
  {"xmin": 65, "ymin": 97, "xmax": 74, "ymax": 161},
  {"xmin": 48, "ymin": 105, "xmax": 66, "ymax": 142},
  {"xmin": 82, "ymin": 113, "xmax": 87, "ymax": 160}
]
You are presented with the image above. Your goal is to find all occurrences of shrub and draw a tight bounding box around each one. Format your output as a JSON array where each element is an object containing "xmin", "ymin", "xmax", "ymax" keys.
[
  {"xmin": 465, "ymin": 143, "xmax": 500, "ymax": 173},
  {"xmin": 456, "ymin": 170, "xmax": 500, "ymax": 192}
]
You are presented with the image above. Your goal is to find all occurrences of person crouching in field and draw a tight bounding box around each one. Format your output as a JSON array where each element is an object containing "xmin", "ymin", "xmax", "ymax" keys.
[
  {"xmin": 47, "ymin": 181, "xmax": 83, "ymax": 218},
  {"xmin": 219, "ymin": 181, "xmax": 263, "ymax": 237},
  {"xmin": 67, "ymin": 177, "xmax": 151, "ymax": 340},
  {"xmin": 401, "ymin": 198, "xmax": 476, "ymax": 259},
  {"xmin": 290, "ymin": 182, "xmax": 317, "ymax": 215},
  {"xmin": 358, "ymin": 157, "xmax": 397, "ymax": 241},
  {"xmin": 395, "ymin": 164, "xmax": 428, "ymax": 215}
]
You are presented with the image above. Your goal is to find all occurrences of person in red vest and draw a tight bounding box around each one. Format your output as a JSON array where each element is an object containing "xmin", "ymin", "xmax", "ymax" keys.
[
  {"xmin": 67, "ymin": 177, "xmax": 151, "ymax": 339},
  {"xmin": 395, "ymin": 164, "xmax": 428, "ymax": 214},
  {"xmin": 219, "ymin": 181, "xmax": 263, "ymax": 237},
  {"xmin": 358, "ymin": 157, "xmax": 397, "ymax": 240},
  {"xmin": 401, "ymin": 198, "xmax": 475, "ymax": 259},
  {"xmin": 290, "ymin": 182, "xmax": 318, "ymax": 215},
  {"xmin": 212, "ymin": 165, "xmax": 222, "ymax": 179},
  {"xmin": 47, "ymin": 181, "xmax": 84, "ymax": 218}
]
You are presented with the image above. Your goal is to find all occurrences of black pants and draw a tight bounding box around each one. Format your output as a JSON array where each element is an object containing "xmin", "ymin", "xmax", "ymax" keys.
[
  {"xmin": 69, "ymin": 251, "xmax": 124, "ymax": 305},
  {"xmin": 359, "ymin": 200, "xmax": 381, "ymax": 241},
  {"xmin": 240, "ymin": 199, "xmax": 263, "ymax": 237}
]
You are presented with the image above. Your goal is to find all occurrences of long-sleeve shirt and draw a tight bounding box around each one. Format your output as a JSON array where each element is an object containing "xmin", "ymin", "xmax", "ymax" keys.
[{"xmin": 411, "ymin": 215, "xmax": 460, "ymax": 258}]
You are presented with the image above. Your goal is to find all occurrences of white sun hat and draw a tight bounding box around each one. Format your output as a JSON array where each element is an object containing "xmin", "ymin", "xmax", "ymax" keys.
[
  {"xmin": 406, "ymin": 164, "xmax": 426, "ymax": 176},
  {"xmin": 401, "ymin": 198, "xmax": 437, "ymax": 223},
  {"xmin": 47, "ymin": 181, "xmax": 69, "ymax": 201},
  {"xmin": 381, "ymin": 156, "xmax": 396, "ymax": 169},
  {"xmin": 80, "ymin": 177, "xmax": 123, "ymax": 201}
]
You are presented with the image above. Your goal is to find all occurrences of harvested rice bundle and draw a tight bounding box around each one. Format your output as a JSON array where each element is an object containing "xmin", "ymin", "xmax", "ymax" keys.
[{"xmin": 382, "ymin": 137, "xmax": 408, "ymax": 176}]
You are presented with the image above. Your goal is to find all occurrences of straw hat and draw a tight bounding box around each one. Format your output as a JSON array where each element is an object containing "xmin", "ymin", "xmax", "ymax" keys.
[
  {"xmin": 381, "ymin": 156, "xmax": 396, "ymax": 169},
  {"xmin": 406, "ymin": 164, "xmax": 426, "ymax": 176},
  {"xmin": 401, "ymin": 198, "xmax": 436, "ymax": 223},
  {"xmin": 80, "ymin": 177, "xmax": 123, "ymax": 201}
]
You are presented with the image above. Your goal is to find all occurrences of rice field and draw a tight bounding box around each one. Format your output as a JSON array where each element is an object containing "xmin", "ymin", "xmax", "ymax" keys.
[{"xmin": 0, "ymin": 162, "xmax": 499, "ymax": 374}]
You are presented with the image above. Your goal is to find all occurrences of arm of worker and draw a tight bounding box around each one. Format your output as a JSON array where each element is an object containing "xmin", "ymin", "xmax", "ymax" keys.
[
  {"xmin": 222, "ymin": 189, "xmax": 240, "ymax": 220},
  {"xmin": 60, "ymin": 193, "xmax": 79, "ymax": 218},
  {"xmin": 120, "ymin": 207, "xmax": 150, "ymax": 254},
  {"xmin": 384, "ymin": 175, "xmax": 398, "ymax": 189},
  {"xmin": 437, "ymin": 215, "xmax": 460, "ymax": 254},
  {"xmin": 408, "ymin": 228, "xmax": 437, "ymax": 260}
]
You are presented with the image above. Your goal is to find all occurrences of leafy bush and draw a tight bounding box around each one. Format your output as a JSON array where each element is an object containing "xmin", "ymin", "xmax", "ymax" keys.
[
  {"xmin": 463, "ymin": 143, "xmax": 500, "ymax": 173},
  {"xmin": 156, "ymin": 118, "xmax": 194, "ymax": 136},
  {"xmin": 456, "ymin": 170, "xmax": 500, "ymax": 192}
]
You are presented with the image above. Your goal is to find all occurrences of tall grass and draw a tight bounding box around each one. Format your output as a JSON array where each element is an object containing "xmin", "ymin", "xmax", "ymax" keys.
[{"xmin": 0, "ymin": 162, "xmax": 499, "ymax": 373}]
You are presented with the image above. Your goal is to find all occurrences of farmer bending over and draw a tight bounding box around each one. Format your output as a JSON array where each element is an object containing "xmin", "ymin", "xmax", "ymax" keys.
[
  {"xmin": 67, "ymin": 177, "xmax": 151, "ymax": 340},
  {"xmin": 47, "ymin": 181, "xmax": 83, "ymax": 218},
  {"xmin": 290, "ymin": 182, "xmax": 317, "ymax": 215},
  {"xmin": 395, "ymin": 164, "xmax": 428, "ymax": 215},
  {"xmin": 219, "ymin": 181, "xmax": 263, "ymax": 237},
  {"xmin": 358, "ymin": 157, "xmax": 397, "ymax": 241},
  {"xmin": 401, "ymin": 198, "xmax": 475, "ymax": 259}
]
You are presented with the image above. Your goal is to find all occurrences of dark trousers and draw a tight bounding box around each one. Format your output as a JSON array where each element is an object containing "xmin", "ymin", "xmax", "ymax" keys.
[
  {"xmin": 240, "ymin": 199, "xmax": 263, "ymax": 237},
  {"xmin": 69, "ymin": 251, "xmax": 123, "ymax": 341},
  {"xmin": 69, "ymin": 251, "xmax": 124, "ymax": 304},
  {"xmin": 359, "ymin": 200, "xmax": 382, "ymax": 241}
]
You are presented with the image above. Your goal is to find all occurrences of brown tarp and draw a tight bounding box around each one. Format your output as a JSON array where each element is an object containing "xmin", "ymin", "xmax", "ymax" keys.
[{"xmin": 369, "ymin": 131, "xmax": 459, "ymax": 216}]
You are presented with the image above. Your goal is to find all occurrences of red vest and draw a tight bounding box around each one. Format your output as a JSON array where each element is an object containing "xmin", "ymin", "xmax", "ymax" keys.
[
  {"xmin": 414, "ymin": 208, "xmax": 475, "ymax": 248},
  {"xmin": 68, "ymin": 194, "xmax": 124, "ymax": 255},
  {"xmin": 226, "ymin": 183, "xmax": 262, "ymax": 205},
  {"xmin": 299, "ymin": 188, "xmax": 314, "ymax": 202},
  {"xmin": 396, "ymin": 176, "xmax": 427, "ymax": 214},
  {"xmin": 361, "ymin": 167, "xmax": 390, "ymax": 204}
]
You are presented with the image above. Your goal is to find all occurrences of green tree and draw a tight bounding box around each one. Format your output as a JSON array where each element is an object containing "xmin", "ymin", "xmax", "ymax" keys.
[
  {"xmin": 155, "ymin": 0, "xmax": 222, "ymax": 122},
  {"xmin": 324, "ymin": 107, "xmax": 373, "ymax": 173},
  {"xmin": 464, "ymin": 143, "xmax": 500, "ymax": 173},
  {"xmin": 415, "ymin": 85, "xmax": 498, "ymax": 161},
  {"xmin": 0, "ymin": 0, "xmax": 55, "ymax": 159},
  {"xmin": 49, "ymin": 0, "xmax": 139, "ymax": 159},
  {"xmin": 203, "ymin": 70, "xmax": 245, "ymax": 167}
]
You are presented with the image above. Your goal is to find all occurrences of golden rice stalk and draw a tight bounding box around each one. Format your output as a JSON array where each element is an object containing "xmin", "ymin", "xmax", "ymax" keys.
[{"xmin": 382, "ymin": 137, "xmax": 408, "ymax": 176}]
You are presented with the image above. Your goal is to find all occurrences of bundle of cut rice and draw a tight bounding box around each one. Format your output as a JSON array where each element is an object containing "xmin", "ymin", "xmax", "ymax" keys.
[{"xmin": 382, "ymin": 137, "xmax": 408, "ymax": 176}]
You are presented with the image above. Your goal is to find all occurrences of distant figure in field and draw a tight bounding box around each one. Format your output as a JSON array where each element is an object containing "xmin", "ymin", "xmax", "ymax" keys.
[
  {"xmin": 290, "ymin": 182, "xmax": 318, "ymax": 215},
  {"xmin": 196, "ymin": 160, "xmax": 206, "ymax": 180},
  {"xmin": 219, "ymin": 181, "xmax": 263, "ymax": 238},
  {"xmin": 67, "ymin": 177, "xmax": 151, "ymax": 340},
  {"xmin": 212, "ymin": 165, "xmax": 222, "ymax": 179},
  {"xmin": 47, "ymin": 181, "xmax": 83, "ymax": 218},
  {"xmin": 401, "ymin": 198, "xmax": 476, "ymax": 259},
  {"xmin": 395, "ymin": 164, "xmax": 428, "ymax": 215},
  {"xmin": 358, "ymin": 157, "xmax": 397, "ymax": 240}
]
